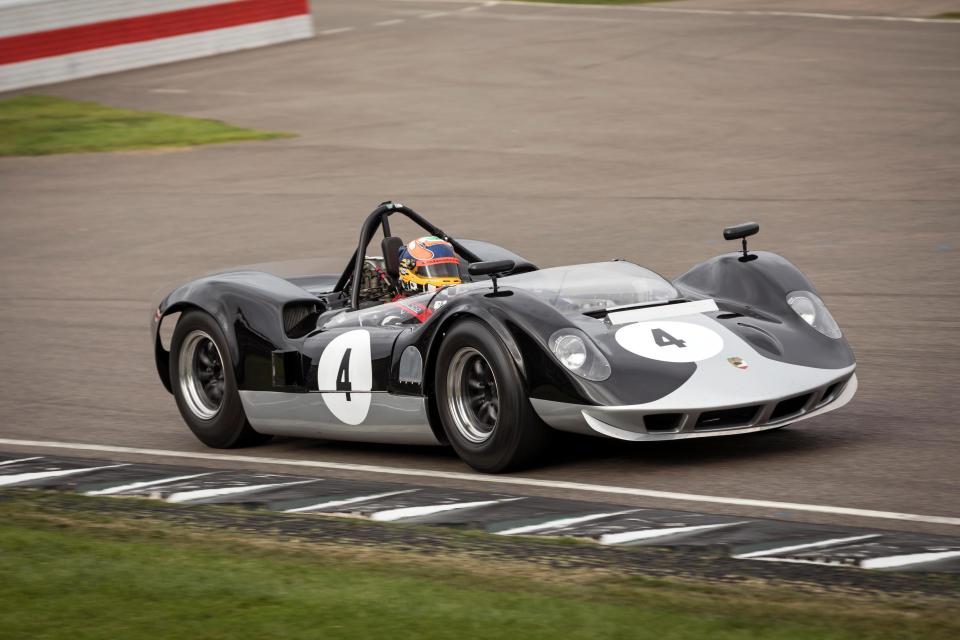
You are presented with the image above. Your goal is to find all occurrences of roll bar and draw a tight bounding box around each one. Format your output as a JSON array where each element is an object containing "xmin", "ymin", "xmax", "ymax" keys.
[{"xmin": 336, "ymin": 202, "xmax": 483, "ymax": 310}]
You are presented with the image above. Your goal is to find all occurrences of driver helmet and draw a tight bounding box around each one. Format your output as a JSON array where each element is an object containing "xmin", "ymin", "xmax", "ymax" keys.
[{"xmin": 398, "ymin": 236, "xmax": 462, "ymax": 293}]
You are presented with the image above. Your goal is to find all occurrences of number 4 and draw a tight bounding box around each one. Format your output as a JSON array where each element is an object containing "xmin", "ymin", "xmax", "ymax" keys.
[
  {"xmin": 652, "ymin": 328, "xmax": 686, "ymax": 348},
  {"xmin": 337, "ymin": 348, "xmax": 352, "ymax": 400}
]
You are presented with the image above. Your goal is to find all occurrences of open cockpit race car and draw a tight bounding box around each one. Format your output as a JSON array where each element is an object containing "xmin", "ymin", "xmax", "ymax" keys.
[{"xmin": 152, "ymin": 202, "xmax": 857, "ymax": 472}]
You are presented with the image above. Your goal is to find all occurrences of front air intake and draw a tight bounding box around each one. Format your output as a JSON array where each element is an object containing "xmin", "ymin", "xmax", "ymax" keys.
[
  {"xmin": 770, "ymin": 393, "xmax": 813, "ymax": 421},
  {"xmin": 694, "ymin": 405, "xmax": 760, "ymax": 430},
  {"xmin": 818, "ymin": 380, "xmax": 846, "ymax": 407},
  {"xmin": 644, "ymin": 413, "xmax": 684, "ymax": 433}
]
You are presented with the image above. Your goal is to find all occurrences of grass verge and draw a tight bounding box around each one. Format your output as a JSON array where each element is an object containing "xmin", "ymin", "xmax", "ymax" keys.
[
  {"xmin": 1, "ymin": 492, "xmax": 958, "ymax": 640},
  {"xmin": 0, "ymin": 95, "xmax": 291, "ymax": 156},
  {"xmin": 933, "ymin": 12, "xmax": 960, "ymax": 19}
]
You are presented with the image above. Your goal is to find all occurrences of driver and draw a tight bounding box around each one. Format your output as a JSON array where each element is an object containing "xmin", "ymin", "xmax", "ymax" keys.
[{"xmin": 398, "ymin": 236, "xmax": 462, "ymax": 294}]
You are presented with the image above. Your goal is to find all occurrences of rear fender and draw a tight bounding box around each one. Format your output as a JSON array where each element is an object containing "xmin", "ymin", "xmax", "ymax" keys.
[{"xmin": 152, "ymin": 271, "xmax": 318, "ymax": 393}]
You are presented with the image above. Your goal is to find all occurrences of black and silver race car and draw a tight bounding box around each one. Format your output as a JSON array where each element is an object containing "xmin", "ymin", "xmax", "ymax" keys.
[{"xmin": 152, "ymin": 202, "xmax": 857, "ymax": 472}]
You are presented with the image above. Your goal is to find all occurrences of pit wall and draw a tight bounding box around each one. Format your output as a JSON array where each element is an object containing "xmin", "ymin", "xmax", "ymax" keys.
[{"xmin": 0, "ymin": 0, "xmax": 314, "ymax": 92}]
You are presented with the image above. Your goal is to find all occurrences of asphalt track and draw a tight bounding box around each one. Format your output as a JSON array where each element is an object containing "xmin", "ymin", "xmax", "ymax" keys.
[{"xmin": 1, "ymin": 0, "xmax": 958, "ymax": 536}]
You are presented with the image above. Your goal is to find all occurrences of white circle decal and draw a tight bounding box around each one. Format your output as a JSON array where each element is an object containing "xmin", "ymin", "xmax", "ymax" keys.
[
  {"xmin": 615, "ymin": 320, "xmax": 723, "ymax": 363},
  {"xmin": 317, "ymin": 329, "xmax": 373, "ymax": 425}
]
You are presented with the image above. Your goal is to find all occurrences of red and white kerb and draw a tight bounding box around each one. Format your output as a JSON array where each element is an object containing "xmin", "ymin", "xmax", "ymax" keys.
[{"xmin": 0, "ymin": 0, "xmax": 314, "ymax": 92}]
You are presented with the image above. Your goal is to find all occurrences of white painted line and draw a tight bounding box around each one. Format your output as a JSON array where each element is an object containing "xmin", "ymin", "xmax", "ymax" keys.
[
  {"xmin": 374, "ymin": 19, "xmax": 405, "ymax": 27},
  {"xmin": 0, "ymin": 464, "xmax": 128, "ymax": 487},
  {"xmin": 2, "ymin": 439, "xmax": 959, "ymax": 526},
  {"xmin": 419, "ymin": 12, "xmax": 448, "ymax": 19},
  {"xmin": 371, "ymin": 497, "xmax": 521, "ymax": 522},
  {"xmin": 319, "ymin": 27, "xmax": 355, "ymax": 36},
  {"xmin": 860, "ymin": 550, "xmax": 960, "ymax": 570},
  {"xmin": 149, "ymin": 88, "xmax": 190, "ymax": 94},
  {"xmin": 600, "ymin": 521, "xmax": 747, "ymax": 545},
  {"xmin": 734, "ymin": 534, "xmax": 881, "ymax": 559},
  {"xmin": 166, "ymin": 479, "xmax": 317, "ymax": 503},
  {"xmin": 401, "ymin": 0, "xmax": 960, "ymax": 25},
  {"xmin": 607, "ymin": 299, "xmax": 718, "ymax": 325},
  {"xmin": 285, "ymin": 489, "xmax": 418, "ymax": 513},
  {"xmin": 0, "ymin": 456, "xmax": 42, "ymax": 466},
  {"xmin": 459, "ymin": 5, "xmax": 480, "ymax": 12},
  {"xmin": 496, "ymin": 509, "xmax": 639, "ymax": 536},
  {"xmin": 85, "ymin": 472, "xmax": 214, "ymax": 497}
]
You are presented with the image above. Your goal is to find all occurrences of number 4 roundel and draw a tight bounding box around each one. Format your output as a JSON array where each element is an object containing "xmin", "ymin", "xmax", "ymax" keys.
[
  {"xmin": 317, "ymin": 329, "xmax": 373, "ymax": 424},
  {"xmin": 615, "ymin": 320, "xmax": 723, "ymax": 363}
]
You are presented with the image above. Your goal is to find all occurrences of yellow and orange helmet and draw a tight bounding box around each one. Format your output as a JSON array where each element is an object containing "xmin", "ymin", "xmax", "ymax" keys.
[{"xmin": 398, "ymin": 236, "xmax": 462, "ymax": 293}]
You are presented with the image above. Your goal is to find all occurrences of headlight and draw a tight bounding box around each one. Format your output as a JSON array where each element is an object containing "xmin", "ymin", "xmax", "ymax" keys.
[
  {"xmin": 549, "ymin": 329, "xmax": 611, "ymax": 381},
  {"xmin": 786, "ymin": 291, "xmax": 842, "ymax": 339}
]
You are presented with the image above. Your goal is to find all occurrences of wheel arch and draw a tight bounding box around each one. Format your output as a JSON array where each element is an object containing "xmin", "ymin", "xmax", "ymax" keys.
[{"xmin": 154, "ymin": 301, "xmax": 238, "ymax": 394}]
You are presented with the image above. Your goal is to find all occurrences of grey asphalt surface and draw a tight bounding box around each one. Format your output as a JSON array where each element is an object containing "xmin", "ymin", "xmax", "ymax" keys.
[{"xmin": 1, "ymin": 0, "xmax": 958, "ymax": 535}]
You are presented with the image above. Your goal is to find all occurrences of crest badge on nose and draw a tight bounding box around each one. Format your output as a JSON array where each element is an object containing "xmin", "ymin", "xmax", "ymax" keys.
[{"xmin": 727, "ymin": 356, "xmax": 748, "ymax": 370}]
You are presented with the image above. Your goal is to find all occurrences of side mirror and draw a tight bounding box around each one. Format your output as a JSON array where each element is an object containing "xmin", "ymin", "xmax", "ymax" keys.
[
  {"xmin": 723, "ymin": 222, "xmax": 759, "ymax": 241},
  {"xmin": 381, "ymin": 236, "xmax": 404, "ymax": 283},
  {"xmin": 723, "ymin": 222, "xmax": 759, "ymax": 262},
  {"xmin": 467, "ymin": 259, "xmax": 515, "ymax": 277},
  {"xmin": 468, "ymin": 259, "xmax": 515, "ymax": 294}
]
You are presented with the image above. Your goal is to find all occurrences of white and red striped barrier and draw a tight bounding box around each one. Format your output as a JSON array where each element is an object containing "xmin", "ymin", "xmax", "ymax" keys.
[{"xmin": 0, "ymin": 0, "xmax": 314, "ymax": 92}]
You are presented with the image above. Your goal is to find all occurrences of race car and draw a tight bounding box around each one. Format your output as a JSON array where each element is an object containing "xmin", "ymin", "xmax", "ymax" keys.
[{"xmin": 151, "ymin": 202, "xmax": 857, "ymax": 472}]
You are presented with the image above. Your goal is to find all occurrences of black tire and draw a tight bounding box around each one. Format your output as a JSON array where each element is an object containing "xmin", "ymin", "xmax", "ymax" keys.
[
  {"xmin": 169, "ymin": 310, "xmax": 271, "ymax": 448},
  {"xmin": 434, "ymin": 319, "xmax": 552, "ymax": 473}
]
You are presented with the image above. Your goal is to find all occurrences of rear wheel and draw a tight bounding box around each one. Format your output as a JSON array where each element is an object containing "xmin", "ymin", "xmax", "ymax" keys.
[
  {"xmin": 435, "ymin": 319, "xmax": 551, "ymax": 472},
  {"xmin": 169, "ymin": 311, "xmax": 270, "ymax": 448}
]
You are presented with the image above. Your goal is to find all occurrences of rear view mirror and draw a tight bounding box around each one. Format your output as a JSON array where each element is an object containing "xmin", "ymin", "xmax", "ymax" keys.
[
  {"xmin": 723, "ymin": 222, "xmax": 759, "ymax": 241},
  {"xmin": 468, "ymin": 260, "xmax": 515, "ymax": 294},
  {"xmin": 723, "ymin": 222, "xmax": 760, "ymax": 262},
  {"xmin": 467, "ymin": 260, "xmax": 515, "ymax": 277}
]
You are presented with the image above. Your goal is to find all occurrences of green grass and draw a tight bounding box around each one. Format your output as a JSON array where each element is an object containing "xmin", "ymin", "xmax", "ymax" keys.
[
  {"xmin": 933, "ymin": 12, "xmax": 960, "ymax": 19},
  {"xmin": 0, "ymin": 95, "xmax": 291, "ymax": 156},
  {"xmin": 1, "ymin": 496, "xmax": 957, "ymax": 640}
]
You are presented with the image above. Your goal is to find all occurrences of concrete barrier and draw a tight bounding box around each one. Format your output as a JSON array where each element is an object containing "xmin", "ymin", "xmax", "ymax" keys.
[{"xmin": 0, "ymin": 0, "xmax": 314, "ymax": 92}]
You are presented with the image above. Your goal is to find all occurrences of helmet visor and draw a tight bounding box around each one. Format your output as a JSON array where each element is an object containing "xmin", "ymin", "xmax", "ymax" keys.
[{"xmin": 418, "ymin": 260, "xmax": 461, "ymax": 279}]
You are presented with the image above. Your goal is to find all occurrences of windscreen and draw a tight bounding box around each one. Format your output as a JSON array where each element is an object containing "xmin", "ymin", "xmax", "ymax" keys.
[{"xmin": 500, "ymin": 261, "xmax": 679, "ymax": 314}]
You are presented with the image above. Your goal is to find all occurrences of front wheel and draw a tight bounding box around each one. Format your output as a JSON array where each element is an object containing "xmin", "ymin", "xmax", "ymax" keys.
[
  {"xmin": 434, "ymin": 319, "xmax": 551, "ymax": 472},
  {"xmin": 169, "ymin": 310, "xmax": 270, "ymax": 448}
]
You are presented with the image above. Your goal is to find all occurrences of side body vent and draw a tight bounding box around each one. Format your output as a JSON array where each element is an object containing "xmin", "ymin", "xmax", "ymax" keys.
[{"xmin": 283, "ymin": 301, "xmax": 322, "ymax": 339}]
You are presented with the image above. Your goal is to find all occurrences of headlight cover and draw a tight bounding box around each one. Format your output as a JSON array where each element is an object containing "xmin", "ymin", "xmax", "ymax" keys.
[
  {"xmin": 786, "ymin": 291, "xmax": 842, "ymax": 339},
  {"xmin": 548, "ymin": 329, "xmax": 611, "ymax": 381}
]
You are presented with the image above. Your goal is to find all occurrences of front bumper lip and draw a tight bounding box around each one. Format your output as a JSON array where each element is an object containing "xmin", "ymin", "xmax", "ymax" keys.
[{"xmin": 532, "ymin": 373, "xmax": 858, "ymax": 442}]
